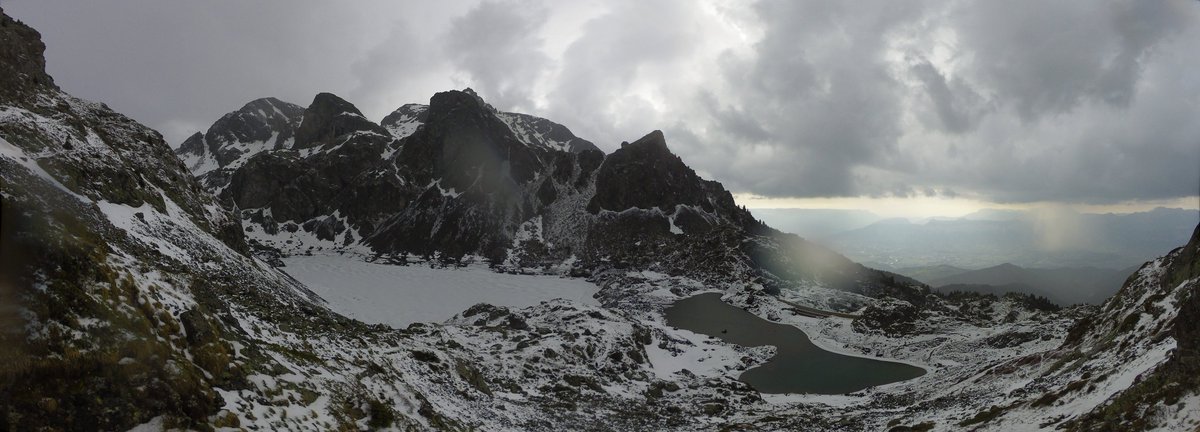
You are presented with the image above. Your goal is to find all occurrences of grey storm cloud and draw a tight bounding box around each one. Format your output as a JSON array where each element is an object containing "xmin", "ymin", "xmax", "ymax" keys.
[
  {"xmin": 544, "ymin": 0, "xmax": 710, "ymax": 148},
  {"xmin": 909, "ymin": 59, "xmax": 990, "ymax": 134},
  {"xmin": 6, "ymin": 0, "xmax": 1199, "ymax": 205},
  {"xmin": 946, "ymin": 0, "xmax": 1187, "ymax": 120},
  {"xmin": 692, "ymin": 0, "xmax": 921, "ymax": 197},
  {"xmin": 443, "ymin": 1, "xmax": 550, "ymax": 112}
]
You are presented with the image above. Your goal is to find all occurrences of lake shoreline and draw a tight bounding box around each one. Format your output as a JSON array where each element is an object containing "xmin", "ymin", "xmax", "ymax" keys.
[{"xmin": 664, "ymin": 292, "xmax": 926, "ymax": 394}]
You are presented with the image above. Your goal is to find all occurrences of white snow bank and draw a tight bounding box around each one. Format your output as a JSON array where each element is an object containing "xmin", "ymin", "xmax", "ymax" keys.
[{"xmin": 280, "ymin": 255, "xmax": 599, "ymax": 328}]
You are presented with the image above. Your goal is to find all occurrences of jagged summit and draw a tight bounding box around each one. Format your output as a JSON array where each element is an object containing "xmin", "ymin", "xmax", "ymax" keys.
[
  {"xmin": 293, "ymin": 92, "xmax": 388, "ymax": 149},
  {"xmin": 621, "ymin": 129, "xmax": 668, "ymax": 152},
  {"xmin": 588, "ymin": 129, "xmax": 732, "ymax": 215},
  {"xmin": 379, "ymin": 90, "xmax": 601, "ymax": 155},
  {"xmin": 426, "ymin": 88, "xmax": 499, "ymax": 119},
  {"xmin": 0, "ymin": 8, "xmax": 56, "ymax": 101},
  {"xmin": 177, "ymin": 97, "xmax": 303, "ymax": 169},
  {"xmin": 175, "ymin": 97, "xmax": 304, "ymax": 191},
  {"xmin": 398, "ymin": 89, "xmax": 544, "ymax": 188},
  {"xmin": 459, "ymin": 87, "xmax": 497, "ymax": 112}
]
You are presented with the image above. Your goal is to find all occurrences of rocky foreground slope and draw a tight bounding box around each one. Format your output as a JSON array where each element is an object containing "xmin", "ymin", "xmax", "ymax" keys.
[{"xmin": 2, "ymin": 8, "xmax": 1198, "ymax": 431}]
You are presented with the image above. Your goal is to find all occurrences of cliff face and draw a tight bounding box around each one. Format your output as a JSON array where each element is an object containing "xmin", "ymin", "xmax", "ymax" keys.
[{"xmin": 0, "ymin": 9, "xmax": 55, "ymax": 101}]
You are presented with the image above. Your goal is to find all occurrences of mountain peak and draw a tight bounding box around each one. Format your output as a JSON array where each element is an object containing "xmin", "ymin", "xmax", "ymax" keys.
[
  {"xmin": 397, "ymin": 89, "xmax": 542, "ymax": 190},
  {"xmin": 622, "ymin": 130, "xmax": 669, "ymax": 152},
  {"xmin": 175, "ymin": 96, "xmax": 305, "ymax": 179},
  {"xmin": 238, "ymin": 96, "xmax": 299, "ymax": 115},
  {"xmin": 308, "ymin": 92, "xmax": 364, "ymax": 116},
  {"xmin": 294, "ymin": 92, "xmax": 387, "ymax": 149},
  {"xmin": 428, "ymin": 88, "xmax": 498, "ymax": 118},
  {"xmin": 588, "ymin": 130, "xmax": 736, "ymax": 215},
  {"xmin": 214, "ymin": 97, "xmax": 304, "ymax": 135},
  {"xmin": 0, "ymin": 8, "xmax": 56, "ymax": 101}
]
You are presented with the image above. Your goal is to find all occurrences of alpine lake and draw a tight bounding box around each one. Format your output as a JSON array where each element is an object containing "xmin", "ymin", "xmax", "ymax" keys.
[{"xmin": 664, "ymin": 292, "xmax": 926, "ymax": 394}]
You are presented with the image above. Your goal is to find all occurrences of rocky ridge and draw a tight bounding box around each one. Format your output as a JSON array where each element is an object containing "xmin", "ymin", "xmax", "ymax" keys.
[{"xmin": 182, "ymin": 84, "xmax": 923, "ymax": 303}]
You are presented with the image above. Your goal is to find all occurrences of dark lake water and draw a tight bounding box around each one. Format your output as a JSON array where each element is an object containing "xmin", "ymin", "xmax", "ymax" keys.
[{"xmin": 664, "ymin": 292, "xmax": 926, "ymax": 394}]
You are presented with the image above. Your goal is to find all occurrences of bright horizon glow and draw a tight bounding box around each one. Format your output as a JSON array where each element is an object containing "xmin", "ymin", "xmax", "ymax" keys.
[{"xmin": 733, "ymin": 194, "xmax": 1200, "ymax": 220}]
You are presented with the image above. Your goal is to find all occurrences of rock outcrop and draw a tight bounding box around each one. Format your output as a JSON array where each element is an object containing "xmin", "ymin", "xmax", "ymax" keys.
[{"xmin": 0, "ymin": 9, "xmax": 55, "ymax": 101}]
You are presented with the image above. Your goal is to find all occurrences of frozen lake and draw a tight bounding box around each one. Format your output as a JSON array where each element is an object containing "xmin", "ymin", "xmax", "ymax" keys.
[{"xmin": 281, "ymin": 255, "xmax": 599, "ymax": 328}]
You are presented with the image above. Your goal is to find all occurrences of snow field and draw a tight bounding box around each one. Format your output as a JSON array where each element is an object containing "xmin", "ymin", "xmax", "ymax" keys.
[{"xmin": 281, "ymin": 255, "xmax": 600, "ymax": 328}]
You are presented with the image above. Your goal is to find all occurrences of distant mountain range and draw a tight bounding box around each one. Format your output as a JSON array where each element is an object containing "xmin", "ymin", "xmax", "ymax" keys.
[
  {"xmin": 895, "ymin": 263, "xmax": 1139, "ymax": 306},
  {"xmin": 750, "ymin": 207, "xmax": 1197, "ymax": 270}
]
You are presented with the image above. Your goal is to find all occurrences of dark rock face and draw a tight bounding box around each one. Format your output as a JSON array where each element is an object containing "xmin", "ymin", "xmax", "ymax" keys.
[
  {"xmin": 225, "ymin": 152, "xmax": 323, "ymax": 221},
  {"xmin": 220, "ymin": 93, "xmax": 402, "ymax": 231},
  {"xmin": 366, "ymin": 88, "xmax": 540, "ymax": 259},
  {"xmin": 176, "ymin": 131, "xmax": 207, "ymax": 158},
  {"xmin": 0, "ymin": 8, "xmax": 56, "ymax": 102},
  {"xmin": 293, "ymin": 92, "xmax": 390, "ymax": 149},
  {"xmin": 588, "ymin": 131, "xmax": 733, "ymax": 215},
  {"xmin": 203, "ymin": 87, "xmax": 604, "ymax": 263},
  {"xmin": 181, "ymin": 308, "xmax": 219, "ymax": 346},
  {"xmin": 183, "ymin": 84, "xmax": 628, "ymax": 264},
  {"xmin": 397, "ymin": 89, "xmax": 543, "ymax": 191}
]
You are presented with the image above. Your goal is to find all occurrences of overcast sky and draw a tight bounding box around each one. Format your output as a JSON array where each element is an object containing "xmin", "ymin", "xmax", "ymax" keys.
[{"xmin": 7, "ymin": 0, "xmax": 1199, "ymax": 215}]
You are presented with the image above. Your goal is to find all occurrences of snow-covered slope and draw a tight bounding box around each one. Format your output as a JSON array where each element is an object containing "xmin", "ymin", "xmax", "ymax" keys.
[
  {"xmin": 380, "ymin": 103, "xmax": 427, "ymax": 139},
  {"xmin": 495, "ymin": 111, "xmax": 601, "ymax": 154},
  {"xmin": 963, "ymin": 225, "xmax": 1200, "ymax": 431}
]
